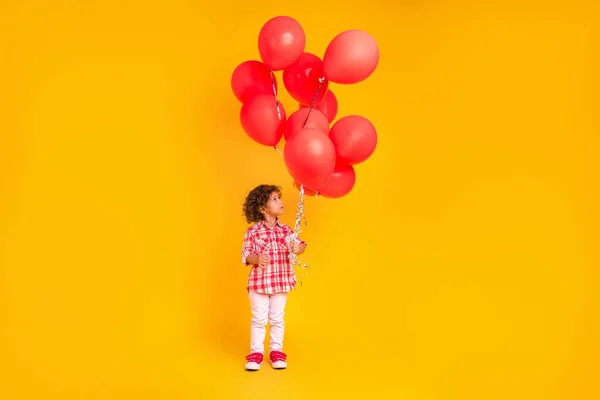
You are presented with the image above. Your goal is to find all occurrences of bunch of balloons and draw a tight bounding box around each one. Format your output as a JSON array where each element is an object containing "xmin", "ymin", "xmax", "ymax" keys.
[{"xmin": 231, "ymin": 16, "xmax": 379, "ymax": 199}]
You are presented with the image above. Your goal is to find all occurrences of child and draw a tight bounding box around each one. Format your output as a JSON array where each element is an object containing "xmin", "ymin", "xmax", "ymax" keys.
[{"xmin": 240, "ymin": 184, "xmax": 306, "ymax": 371}]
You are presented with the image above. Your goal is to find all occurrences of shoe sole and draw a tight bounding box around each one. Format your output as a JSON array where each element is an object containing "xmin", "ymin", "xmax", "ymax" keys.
[
  {"xmin": 245, "ymin": 363, "xmax": 262, "ymax": 371},
  {"xmin": 271, "ymin": 361, "xmax": 287, "ymax": 369}
]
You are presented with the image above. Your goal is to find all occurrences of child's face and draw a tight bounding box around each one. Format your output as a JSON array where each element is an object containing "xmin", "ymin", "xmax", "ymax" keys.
[{"xmin": 262, "ymin": 191, "xmax": 284, "ymax": 218}]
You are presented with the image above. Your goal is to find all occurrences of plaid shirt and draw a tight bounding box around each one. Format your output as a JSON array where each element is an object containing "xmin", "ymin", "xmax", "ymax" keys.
[{"xmin": 241, "ymin": 219, "xmax": 306, "ymax": 294}]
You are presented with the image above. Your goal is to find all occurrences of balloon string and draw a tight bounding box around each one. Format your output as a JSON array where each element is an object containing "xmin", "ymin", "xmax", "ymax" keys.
[
  {"xmin": 289, "ymin": 78, "xmax": 327, "ymax": 285},
  {"xmin": 301, "ymin": 80, "xmax": 326, "ymax": 198},
  {"xmin": 289, "ymin": 184, "xmax": 308, "ymax": 277},
  {"xmin": 274, "ymin": 145, "xmax": 283, "ymax": 155},
  {"xmin": 293, "ymin": 186, "xmax": 304, "ymax": 236},
  {"xmin": 269, "ymin": 70, "xmax": 282, "ymax": 120},
  {"xmin": 302, "ymin": 77, "xmax": 325, "ymax": 127}
]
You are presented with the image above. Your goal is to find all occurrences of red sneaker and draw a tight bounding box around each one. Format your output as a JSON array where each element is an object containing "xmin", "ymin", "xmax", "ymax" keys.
[
  {"xmin": 244, "ymin": 352, "xmax": 263, "ymax": 371},
  {"xmin": 270, "ymin": 351, "xmax": 287, "ymax": 369}
]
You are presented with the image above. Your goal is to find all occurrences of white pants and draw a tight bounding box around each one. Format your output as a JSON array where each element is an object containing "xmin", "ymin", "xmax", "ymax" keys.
[{"xmin": 249, "ymin": 290, "xmax": 288, "ymax": 354}]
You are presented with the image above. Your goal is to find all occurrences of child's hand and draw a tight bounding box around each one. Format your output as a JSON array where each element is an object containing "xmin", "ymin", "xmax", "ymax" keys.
[
  {"xmin": 291, "ymin": 241, "xmax": 300, "ymax": 254},
  {"xmin": 258, "ymin": 254, "xmax": 270, "ymax": 268}
]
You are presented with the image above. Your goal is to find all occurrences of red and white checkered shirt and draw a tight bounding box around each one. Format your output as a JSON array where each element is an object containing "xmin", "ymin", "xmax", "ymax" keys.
[{"xmin": 241, "ymin": 219, "xmax": 306, "ymax": 294}]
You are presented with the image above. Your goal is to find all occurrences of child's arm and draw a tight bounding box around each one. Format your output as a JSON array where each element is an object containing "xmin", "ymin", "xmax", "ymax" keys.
[
  {"xmin": 286, "ymin": 226, "xmax": 307, "ymax": 255},
  {"xmin": 245, "ymin": 253, "xmax": 260, "ymax": 265},
  {"xmin": 241, "ymin": 229, "xmax": 256, "ymax": 266},
  {"xmin": 291, "ymin": 240, "xmax": 306, "ymax": 255}
]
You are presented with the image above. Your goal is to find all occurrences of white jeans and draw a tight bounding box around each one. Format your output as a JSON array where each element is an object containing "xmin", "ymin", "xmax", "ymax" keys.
[{"xmin": 249, "ymin": 290, "xmax": 288, "ymax": 354}]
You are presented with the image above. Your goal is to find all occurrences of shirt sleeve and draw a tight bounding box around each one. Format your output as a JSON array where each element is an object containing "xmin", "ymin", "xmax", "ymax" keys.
[
  {"xmin": 285, "ymin": 225, "xmax": 307, "ymax": 247},
  {"xmin": 241, "ymin": 228, "xmax": 256, "ymax": 266}
]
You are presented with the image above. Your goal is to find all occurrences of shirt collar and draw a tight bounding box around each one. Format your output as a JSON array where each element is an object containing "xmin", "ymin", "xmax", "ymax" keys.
[{"xmin": 258, "ymin": 219, "xmax": 283, "ymax": 229}]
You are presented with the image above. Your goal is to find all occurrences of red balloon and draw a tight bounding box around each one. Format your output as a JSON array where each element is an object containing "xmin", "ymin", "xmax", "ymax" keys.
[
  {"xmin": 231, "ymin": 60, "xmax": 275, "ymax": 103},
  {"xmin": 320, "ymin": 163, "xmax": 356, "ymax": 199},
  {"xmin": 323, "ymin": 30, "xmax": 379, "ymax": 84},
  {"xmin": 293, "ymin": 180, "xmax": 318, "ymax": 197},
  {"xmin": 299, "ymin": 89, "xmax": 338, "ymax": 123},
  {"xmin": 329, "ymin": 115, "xmax": 377, "ymax": 165},
  {"xmin": 258, "ymin": 16, "xmax": 306, "ymax": 71},
  {"xmin": 240, "ymin": 94, "xmax": 286, "ymax": 146},
  {"xmin": 283, "ymin": 128, "xmax": 336, "ymax": 191},
  {"xmin": 284, "ymin": 107, "xmax": 329, "ymax": 141},
  {"xmin": 283, "ymin": 53, "xmax": 328, "ymax": 106}
]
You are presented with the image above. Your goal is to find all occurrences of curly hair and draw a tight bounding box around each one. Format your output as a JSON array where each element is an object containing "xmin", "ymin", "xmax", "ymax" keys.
[{"xmin": 242, "ymin": 184, "xmax": 282, "ymax": 224}]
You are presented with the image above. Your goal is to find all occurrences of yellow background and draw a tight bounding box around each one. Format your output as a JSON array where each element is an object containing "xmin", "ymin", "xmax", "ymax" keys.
[{"xmin": 1, "ymin": 1, "xmax": 599, "ymax": 399}]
